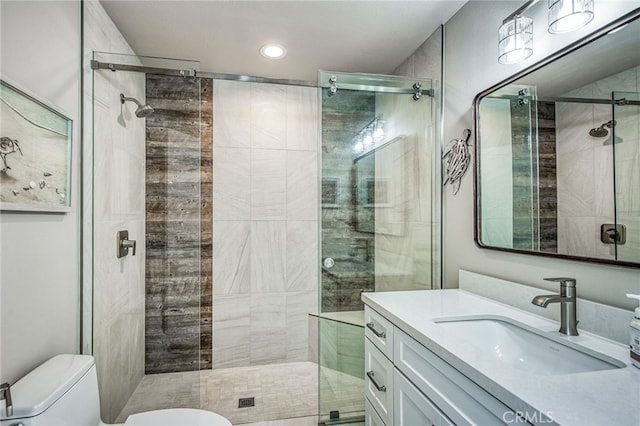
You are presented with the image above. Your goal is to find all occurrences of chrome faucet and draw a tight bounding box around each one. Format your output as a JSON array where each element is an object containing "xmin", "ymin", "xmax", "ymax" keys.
[
  {"xmin": 1, "ymin": 382, "xmax": 13, "ymax": 417},
  {"xmin": 532, "ymin": 277, "xmax": 578, "ymax": 336}
]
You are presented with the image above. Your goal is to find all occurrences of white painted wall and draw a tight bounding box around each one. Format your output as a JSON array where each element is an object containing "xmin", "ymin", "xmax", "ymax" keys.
[
  {"xmin": 443, "ymin": 1, "xmax": 640, "ymax": 310},
  {"xmin": 0, "ymin": 0, "xmax": 81, "ymax": 383}
]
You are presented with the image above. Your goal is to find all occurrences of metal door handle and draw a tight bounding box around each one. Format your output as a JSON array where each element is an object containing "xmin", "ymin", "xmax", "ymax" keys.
[
  {"xmin": 366, "ymin": 371, "xmax": 386, "ymax": 392},
  {"xmin": 366, "ymin": 322, "xmax": 386, "ymax": 338}
]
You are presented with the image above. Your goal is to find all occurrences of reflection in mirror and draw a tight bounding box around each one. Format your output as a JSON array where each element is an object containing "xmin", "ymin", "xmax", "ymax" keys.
[{"xmin": 474, "ymin": 11, "xmax": 640, "ymax": 267}]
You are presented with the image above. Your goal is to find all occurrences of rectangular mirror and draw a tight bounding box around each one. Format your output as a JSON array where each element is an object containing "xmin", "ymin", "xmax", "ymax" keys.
[{"xmin": 473, "ymin": 10, "xmax": 640, "ymax": 268}]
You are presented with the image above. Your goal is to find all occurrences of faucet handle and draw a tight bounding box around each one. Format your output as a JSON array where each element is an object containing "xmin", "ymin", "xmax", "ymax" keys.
[{"xmin": 544, "ymin": 277, "xmax": 576, "ymax": 287}]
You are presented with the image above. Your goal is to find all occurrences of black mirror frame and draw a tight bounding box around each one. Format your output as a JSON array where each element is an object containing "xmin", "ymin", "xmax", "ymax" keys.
[{"xmin": 472, "ymin": 8, "xmax": 640, "ymax": 269}]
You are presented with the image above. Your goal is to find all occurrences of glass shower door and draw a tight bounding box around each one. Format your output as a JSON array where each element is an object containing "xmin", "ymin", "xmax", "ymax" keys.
[
  {"xmin": 317, "ymin": 71, "xmax": 436, "ymax": 423},
  {"xmin": 88, "ymin": 52, "xmax": 206, "ymax": 423},
  {"xmin": 612, "ymin": 91, "xmax": 640, "ymax": 263}
]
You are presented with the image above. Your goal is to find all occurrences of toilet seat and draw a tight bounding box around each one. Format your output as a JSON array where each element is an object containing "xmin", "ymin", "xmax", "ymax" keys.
[{"xmin": 123, "ymin": 408, "xmax": 232, "ymax": 426}]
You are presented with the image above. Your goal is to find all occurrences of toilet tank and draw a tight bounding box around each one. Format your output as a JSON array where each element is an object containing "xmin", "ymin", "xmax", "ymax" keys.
[{"xmin": 0, "ymin": 355, "xmax": 101, "ymax": 426}]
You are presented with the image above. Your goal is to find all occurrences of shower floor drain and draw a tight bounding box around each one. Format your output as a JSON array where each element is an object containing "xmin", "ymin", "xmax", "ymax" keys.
[{"xmin": 238, "ymin": 397, "xmax": 255, "ymax": 408}]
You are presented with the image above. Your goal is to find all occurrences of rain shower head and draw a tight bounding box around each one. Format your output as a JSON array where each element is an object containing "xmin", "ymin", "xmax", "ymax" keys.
[
  {"xmin": 589, "ymin": 120, "xmax": 616, "ymax": 137},
  {"xmin": 120, "ymin": 93, "xmax": 154, "ymax": 118}
]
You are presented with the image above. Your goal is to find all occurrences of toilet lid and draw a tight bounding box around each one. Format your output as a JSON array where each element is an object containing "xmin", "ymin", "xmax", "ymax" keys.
[{"xmin": 124, "ymin": 408, "xmax": 232, "ymax": 426}]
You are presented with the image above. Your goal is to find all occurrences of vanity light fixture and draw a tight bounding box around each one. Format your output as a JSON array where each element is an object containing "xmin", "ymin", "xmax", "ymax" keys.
[
  {"xmin": 498, "ymin": 0, "xmax": 596, "ymax": 64},
  {"xmin": 548, "ymin": 0, "xmax": 594, "ymax": 34},
  {"xmin": 352, "ymin": 117, "xmax": 385, "ymax": 154},
  {"xmin": 259, "ymin": 44, "xmax": 287, "ymax": 59},
  {"xmin": 498, "ymin": 14, "xmax": 534, "ymax": 64}
]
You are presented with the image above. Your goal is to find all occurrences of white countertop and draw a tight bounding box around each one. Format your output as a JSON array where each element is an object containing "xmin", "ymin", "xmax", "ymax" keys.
[{"xmin": 362, "ymin": 289, "xmax": 640, "ymax": 426}]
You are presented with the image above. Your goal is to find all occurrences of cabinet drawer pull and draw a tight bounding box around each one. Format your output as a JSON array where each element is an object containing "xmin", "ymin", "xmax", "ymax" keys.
[
  {"xmin": 366, "ymin": 322, "xmax": 386, "ymax": 338},
  {"xmin": 366, "ymin": 371, "xmax": 387, "ymax": 392}
]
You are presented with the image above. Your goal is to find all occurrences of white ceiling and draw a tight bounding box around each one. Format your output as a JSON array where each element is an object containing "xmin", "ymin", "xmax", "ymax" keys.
[{"xmin": 99, "ymin": 1, "xmax": 467, "ymax": 82}]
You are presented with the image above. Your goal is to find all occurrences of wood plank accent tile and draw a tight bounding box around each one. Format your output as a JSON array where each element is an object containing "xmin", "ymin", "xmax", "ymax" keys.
[{"xmin": 145, "ymin": 74, "xmax": 213, "ymax": 374}]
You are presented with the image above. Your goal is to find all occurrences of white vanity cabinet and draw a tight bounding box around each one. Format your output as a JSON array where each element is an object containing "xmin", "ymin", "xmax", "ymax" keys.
[
  {"xmin": 364, "ymin": 305, "xmax": 519, "ymax": 426},
  {"xmin": 394, "ymin": 370, "xmax": 452, "ymax": 426}
]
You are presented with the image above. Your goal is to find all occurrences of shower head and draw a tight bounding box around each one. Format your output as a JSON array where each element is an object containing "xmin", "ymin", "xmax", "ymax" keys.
[
  {"xmin": 120, "ymin": 93, "xmax": 154, "ymax": 118},
  {"xmin": 588, "ymin": 120, "xmax": 616, "ymax": 138}
]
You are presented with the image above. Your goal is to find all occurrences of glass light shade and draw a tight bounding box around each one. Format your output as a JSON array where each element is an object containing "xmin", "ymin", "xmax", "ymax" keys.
[
  {"xmin": 548, "ymin": 0, "xmax": 594, "ymax": 34},
  {"xmin": 498, "ymin": 15, "xmax": 533, "ymax": 64}
]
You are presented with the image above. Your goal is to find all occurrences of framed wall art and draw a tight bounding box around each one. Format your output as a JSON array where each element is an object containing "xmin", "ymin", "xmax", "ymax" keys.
[{"xmin": 0, "ymin": 77, "xmax": 72, "ymax": 212}]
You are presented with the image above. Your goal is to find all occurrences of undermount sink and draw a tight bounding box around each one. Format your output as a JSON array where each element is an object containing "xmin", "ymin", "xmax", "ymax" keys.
[{"xmin": 433, "ymin": 316, "xmax": 625, "ymax": 375}]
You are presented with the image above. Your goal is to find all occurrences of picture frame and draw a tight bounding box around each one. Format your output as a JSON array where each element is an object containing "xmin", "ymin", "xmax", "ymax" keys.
[{"xmin": 0, "ymin": 77, "xmax": 72, "ymax": 212}]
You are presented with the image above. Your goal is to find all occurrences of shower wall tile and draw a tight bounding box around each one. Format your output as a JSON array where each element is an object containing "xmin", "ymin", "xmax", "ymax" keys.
[
  {"xmin": 213, "ymin": 295, "xmax": 251, "ymax": 368},
  {"xmin": 213, "ymin": 80, "xmax": 250, "ymax": 148},
  {"xmin": 251, "ymin": 83, "xmax": 287, "ymax": 150},
  {"xmin": 556, "ymin": 101, "xmax": 592, "ymax": 155},
  {"xmin": 286, "ymin": 86, "xmax": 319, "ymax": 151},
  {"xmin": 557, "ymin": 149, "xmax": 595, "ymax": 216},
  {"xmin": 212, "ymin": 80, "xmax": 319, "ymax": 369},
  {"xmin": 251, "ymin": 221, "xmax": 286, "ymax": 293},
  {"xmin": 393, "ymin": 56, "xmax": 414, "ymax": 79},
  {"xmin": 213, "ymin": 147, "xmax": 250, "ymax": 220},
  {"xmin": 592, "ymin": 67, "xmax": 637, "ymax": 98},
  {"xmin": 594, "ymin": 144, "xmax": 615, "ymax": 218},
  {"xmin": 213, "ymin": 220, "xmax": 251, "ymax": 295},
  {"xmin": 287, "ymin": 150, "xmax": 318, "ymax": 221},
  {"xmin": 286, "ymin": 221, "xmax": 319, "ymax": 292},
  {"xmin": 412, "ymin": 27, "xmax": 443, "ymax": 81},
  {"xmin": 250, "ymin": 293, "xmax": 287, "ymax": 364},
  {"xmin": 251, "ymin": 149, "xmax": 287, "ymax": 220},
  {"xmin": 557, "ymin": 216, "xmax": 596, "ymax": 257},
  {"xmin": 286, "ymin": 292, "xmax": 318, "ymax": 362}
]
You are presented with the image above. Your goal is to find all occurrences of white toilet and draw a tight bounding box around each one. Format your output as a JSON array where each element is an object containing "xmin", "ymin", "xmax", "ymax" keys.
[{"xmin": 0, "ymin": 354, "xmax": 232, "ymax": 426}]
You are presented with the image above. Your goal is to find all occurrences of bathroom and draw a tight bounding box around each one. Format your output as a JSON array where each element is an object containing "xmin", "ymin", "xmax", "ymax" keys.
[{"xmin": 1, "ymin": 1, "xmax": 639, "ymax": 425}]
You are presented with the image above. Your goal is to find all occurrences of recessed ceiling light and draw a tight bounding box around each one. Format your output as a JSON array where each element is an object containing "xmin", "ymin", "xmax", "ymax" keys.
[{"xmin": 260, "ymin": 44, "xmax": 287, "ymax": 59}]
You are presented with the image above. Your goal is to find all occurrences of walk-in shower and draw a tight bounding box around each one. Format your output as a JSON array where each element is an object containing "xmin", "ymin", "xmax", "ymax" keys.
[{"xmin": 86, "ymin": 51, "xmax": 442, "ymax": 425}]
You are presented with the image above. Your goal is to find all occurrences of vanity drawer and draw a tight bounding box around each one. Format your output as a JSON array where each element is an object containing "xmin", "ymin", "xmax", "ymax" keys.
[
  {"xmin": 365, "ymin": 305, "xmax": 395, "ymax": 360},
  {"xmin": 365, "ymin": 337, "xmax": 394, "ymax": 425},
  {"xmin": 365, "ymin": 398, "xmax": 387, "ymax": 426},
  {"xmin": 394, "ymin": 329, "xmax": 515, "ymax": 425},
  {"xmin": 394, "ymin": 368, "xmax": 451, "ymax": 426}
]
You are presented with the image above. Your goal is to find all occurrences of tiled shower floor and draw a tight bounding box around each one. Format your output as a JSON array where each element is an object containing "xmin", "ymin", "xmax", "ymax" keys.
[{"xmin": 116, "ymin": 362, "xmax": 364, "ymax": 425}]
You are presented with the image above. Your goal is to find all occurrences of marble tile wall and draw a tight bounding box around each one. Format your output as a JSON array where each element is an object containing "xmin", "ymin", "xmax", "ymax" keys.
[
  {"xmin": 145, "ymin": 75, "xmax": 213, "ymax": 373},
  {"xmin": 84, "ymin": 1, "xmax": 145, "ymax": 422},
  {"xmin": 212, "ymin": 80, "xmax": 319, "ymax": 368},
  {"xmin": 556, "ymin": 66, "xmax": 640, "ymax": 260}
]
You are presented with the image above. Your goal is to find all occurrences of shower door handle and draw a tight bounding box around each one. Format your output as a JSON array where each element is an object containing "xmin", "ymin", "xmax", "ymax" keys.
[{"xmin": 117, "ymin": 230, "xmax": 137, "ymax": 258}]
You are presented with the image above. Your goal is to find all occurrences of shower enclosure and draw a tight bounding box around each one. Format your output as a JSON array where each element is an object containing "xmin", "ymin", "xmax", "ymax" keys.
[
  {"xmin": 85, "ymin": 51, "xmax": 442, "ymax": 425},
  {"xmin": 316, "ymin": 71, "xmax": 439, "ymax": 423}
]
